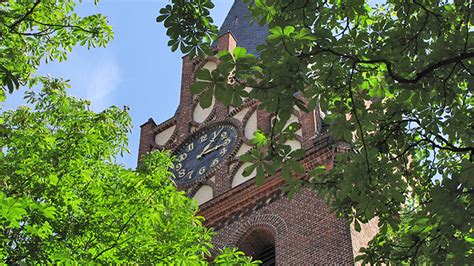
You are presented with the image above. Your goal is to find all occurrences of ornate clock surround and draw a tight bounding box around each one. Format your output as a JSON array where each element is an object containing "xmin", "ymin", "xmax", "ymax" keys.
[{"xmin": 170, "ymin": 120, "xmax": 244, "ymax": 188}]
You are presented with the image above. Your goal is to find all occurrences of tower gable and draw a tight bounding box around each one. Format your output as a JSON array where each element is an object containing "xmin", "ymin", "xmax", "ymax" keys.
[{"xmin": 218, "ymin": 0, "xmax": 268, "ymax": 55}]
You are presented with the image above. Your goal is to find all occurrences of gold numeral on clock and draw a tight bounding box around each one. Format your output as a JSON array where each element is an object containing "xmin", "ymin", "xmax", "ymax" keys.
[
  {"xmin": 187, "ymin": 170, "xmax": 194, "ymax": 180},
  {"xmin": 223, "ymin": 138, "xmax": 231, "ymax": 146},
  {"xmin": 200, "ymin": 134, "xmax": 207, "ymax": 143},
  {"xmin": 178, "ymin": 169, "xmax": 186, "ymax": 178},
  {"xmin": 175, "ymin": 163, "xmax": 182, "ymax": 170},
  {"xmin": 198, "ymin": 166, "xmax": 206, "ymax": 175},
  {"xmin": 221, "ymin": 131, "xmax": 228, "ymax": 139},
  {"xmin": 187, "ymin": 142, "xmax": 194, "ymax": 151},
  {"xmin": 211, "ymin": 158, "xmax": 219, "ymax": 167},
  {"xmin": 219, "ymin": 147, "xmax": 227, "ymax": 156},
  {"xmin": 176, "ymin": 153, "xmax": 187, "ymax": 162}
]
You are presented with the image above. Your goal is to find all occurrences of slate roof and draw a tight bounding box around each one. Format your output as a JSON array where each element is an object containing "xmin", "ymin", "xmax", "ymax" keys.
[{"xmin": 218, "ymin": 0, "xmax": 268, "ymax": 55}]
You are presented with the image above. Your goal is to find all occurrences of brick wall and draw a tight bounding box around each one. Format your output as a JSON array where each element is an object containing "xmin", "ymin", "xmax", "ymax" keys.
[
  {"xmin": 211, "ymin": 189, "xmax": 354, "ymax": 265},
  {"xmin": 197, "ymin": 133, "xmax": 357, "ymax": 264},
  {"xmin": 217, "ymin": 32, "xmax": 237, "ymax": 54},
  {"xmin": 175, "ymin": 56, "xmax": 194, "ymax": 143},
  {"xmin": 137, "ymin": 118, "xmax": 156, "ymax": 161},
  {"xmin": 139, "ymin": 22, "xmax": 377, "ymax": 264}
]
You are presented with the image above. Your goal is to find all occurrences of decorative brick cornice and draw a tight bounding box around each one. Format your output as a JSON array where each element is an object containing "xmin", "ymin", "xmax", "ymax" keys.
[
  {"xmin": 199, "ymin": 132, "xmax": 338, "ymax": 228},
  {"xmin": 228, "ymin": 98, "xmax": 257, "ymax": 117},
  {"xmin": 152, "ymin": 117, "xmax": 176, "ymax": 134}
]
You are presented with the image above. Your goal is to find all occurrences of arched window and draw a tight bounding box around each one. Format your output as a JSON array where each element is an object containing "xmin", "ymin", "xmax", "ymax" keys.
[{"xmin": 238, "ymin": 227, "xmax": 276, "ymax": 265}]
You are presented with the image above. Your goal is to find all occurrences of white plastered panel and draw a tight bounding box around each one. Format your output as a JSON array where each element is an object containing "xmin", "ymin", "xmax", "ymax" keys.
[
  {"xmin": 244, "ymin": 111, "xmax": 257, "ymax": 140},
  {"xmin": 193, "ymin": 98, "xmax": 215, "ymax": 123},
  {"xmin": 155, "ymin": 125, "xmax": 176, "ymax": 145},
  {"xmin": 232, "ymin": 162, "xmax": 256, "ymax": 188},
  {"xmin": 193, "ymin": 185, "xmax": 213, "ymax": 205},
  {"xmin": 285, "ymin": 139, "xmax": 302, "ymax": 151},
  {"xmin": 232, "ymin": 107, "xmax": 250, "ymax": 122},
  {"xmin": 193, "ymin": 61, "xmax": 217, "ymax": 123}
]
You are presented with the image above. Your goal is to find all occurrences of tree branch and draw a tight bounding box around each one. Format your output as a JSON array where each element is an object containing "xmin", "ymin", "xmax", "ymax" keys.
[
  {"xmin": 304, "ymin": 46, "xmax": 474, "ymax": 84},
  {"xmin": 348, "ymin": 64, "xmax": 371, "ymax": 176},
  {"xmin": 28, "ymin": 18, "xmax": 98, "ymax": 35},
  {"xmin": 8, "ymin": 0, "xmax": 41, "ymax": 30},
  {"xmin": 383, "ymin": 52, "xmax": 474, "ymax": 84}
]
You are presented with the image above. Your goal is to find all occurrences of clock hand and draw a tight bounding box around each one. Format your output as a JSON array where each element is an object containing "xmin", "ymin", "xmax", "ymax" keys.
[
  {"xmin": 206, "ymin": 128, "xmax": 224, "ymax": 148},
  {"xmin": 200, "ymin": 143, "xmax": 226, "ymax": 157},
  {"xmin": 197, "ymin": 143, "xmax": 212, "ymax": 159},
  {"xmin": 197, "ymin": 128, "xmax": 225, "ymax": 159}
]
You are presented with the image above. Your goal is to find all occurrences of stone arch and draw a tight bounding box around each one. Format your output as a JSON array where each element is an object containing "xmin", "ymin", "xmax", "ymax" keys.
[
  {"xmin": 223, "ymin": 214, "xmax": 288, "ymax": 248},
  {"xmin": 237, "ymin": 225, "xmax": 276, "ymax": 265}
]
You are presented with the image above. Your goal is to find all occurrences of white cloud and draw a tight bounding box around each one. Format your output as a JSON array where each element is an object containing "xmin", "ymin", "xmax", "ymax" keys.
[{"xmin": 82, "ymin": 59, "xmax": 121, "ymax": 111}]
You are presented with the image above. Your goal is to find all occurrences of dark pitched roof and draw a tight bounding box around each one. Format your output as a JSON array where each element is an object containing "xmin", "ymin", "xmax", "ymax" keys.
[{"xmin": 218, "ymin": 0, "xmax": 268, "ymax": 55}]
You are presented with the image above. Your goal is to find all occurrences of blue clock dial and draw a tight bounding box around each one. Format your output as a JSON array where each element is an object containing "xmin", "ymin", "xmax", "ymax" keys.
[{"xmin": 171, "ymin": 123, "xmax": 238, "ymax": 185}]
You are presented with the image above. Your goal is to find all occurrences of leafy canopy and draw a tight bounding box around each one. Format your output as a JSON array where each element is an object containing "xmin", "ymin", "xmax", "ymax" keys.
[
  {"xmin": 0, "ymin": 0, "xmax": 113, "ymax": 101},
  {"xmin": 0, "ymin": 1, "xmax": 257, "ymax": 264},
  {"xmin": 159, "ymin": 0, "xmax": 473, "ymax": 263},
  {"xmin": 0, "ymin": 80, "xmax": 257, "ymax": 264}
]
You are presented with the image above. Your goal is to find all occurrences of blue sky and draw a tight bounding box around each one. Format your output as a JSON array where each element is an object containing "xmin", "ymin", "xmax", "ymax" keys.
[
  {"xmin": 3, "ymin": 0, "xmax": 386, "ymax": 169},
  {"xmin": 3, "ymin": 0, "xmax": 234, "ymax": 169}
]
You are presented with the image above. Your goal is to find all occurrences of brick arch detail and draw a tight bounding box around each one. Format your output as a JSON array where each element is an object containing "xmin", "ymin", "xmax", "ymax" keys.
[{"xmin": 223, "ymin": 214, "xmax": 288, "ymax": 247}]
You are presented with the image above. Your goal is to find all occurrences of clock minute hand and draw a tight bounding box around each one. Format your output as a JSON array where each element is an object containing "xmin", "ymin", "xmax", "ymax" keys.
[
  {"xmin": 197, "ymin": 141, "xmax": 218, "ymax": 159},
  {"xmin": 197, "ymin": 142, "xmax": 212, "ymax": 159},
  {"xmin": 207, "ymin": 128, "xmax": 224, "ymax": 147},
  {"xmin": 197, "ymin": 128, "xmax": 225, "ymax": 159},
  {"xmin": 200, "ymin": 143, "xmax": 226, "ymax": 157}
]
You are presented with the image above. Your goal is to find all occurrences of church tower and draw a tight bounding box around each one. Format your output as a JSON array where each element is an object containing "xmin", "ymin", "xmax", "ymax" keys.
[{"xmin": 139, "ymin": 1, "xmax": 377, "ymax": 264}]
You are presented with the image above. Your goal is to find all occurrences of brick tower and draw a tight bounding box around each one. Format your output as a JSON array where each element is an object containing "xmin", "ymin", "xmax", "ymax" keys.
[{"xmin": 139, "ymin": 1, "xmax": 377, "ymax": 264}]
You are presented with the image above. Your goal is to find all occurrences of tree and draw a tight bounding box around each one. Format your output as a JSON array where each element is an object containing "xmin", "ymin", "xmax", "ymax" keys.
[
  {"xmin": 0, "ymin": 79, "xmax": 256, "ymax": 264},
  {"xmin": 0, "ymin": 0, "xmax": 113, "ymax": 101},
  {"xmin": 158, "ymin": 0, "xmax": 473, "ymax": 263},
  {"xmin": 0, "ymin": 1, "xmax": 257, "ymax": 264}
]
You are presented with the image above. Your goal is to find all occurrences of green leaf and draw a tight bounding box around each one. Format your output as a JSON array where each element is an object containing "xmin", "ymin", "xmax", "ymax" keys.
[
  {"xmin": 242, "ymin": 164, "xmax": 256, "ymax": 177},
  {"xmin": 199, "ymin": 89, "xmax": 213, "ymax": 108},
  {"xmin": 196, "ymin": 69, "xmax": 212, "ymax": 81},
  {"xmin": 233, "ymin": 47, "xmax": 248, "ymax": 60},
  {"xmin": 0, "ymin": 90, "xmax": 5, "ymax": 102},
  {"xmin": 354, "ymin": 219, "xmax": 361, "ymax": 232},
  {"xmin": 190, "ymin": 81, "xmax": 209, "ymax": 95},
  {"xmin": 255, "ymin": 164, "xmax": 265, "ymax": 185},
  {"xmin": 283, "ymin": 26, "xmax": 295, "ymax": 36},
  {"xmin": 42, "ymin": 206, "xmax": 57, "ymax": 219}
]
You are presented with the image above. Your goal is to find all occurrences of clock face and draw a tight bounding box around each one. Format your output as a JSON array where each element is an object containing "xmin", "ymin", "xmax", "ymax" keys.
[{"xmin": 171, "ymin": 123, "xmax": 238, "ymax": 185}]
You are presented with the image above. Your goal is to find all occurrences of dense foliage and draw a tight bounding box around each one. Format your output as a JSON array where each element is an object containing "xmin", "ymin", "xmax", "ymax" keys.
[
  {"xmin": 0, "ymin": 80, "xmax": 257, "ymax": 264},
  {"xmin": 0, "ymin": 1, "xmax": 257, "ymax": 264},
  {"xmin": 0, "ymin": 0, "xmax": 113, "ymax": 101},
  {"xmin": 159, "ymin": 0, "xmax": 473, "ymax": 263}
]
